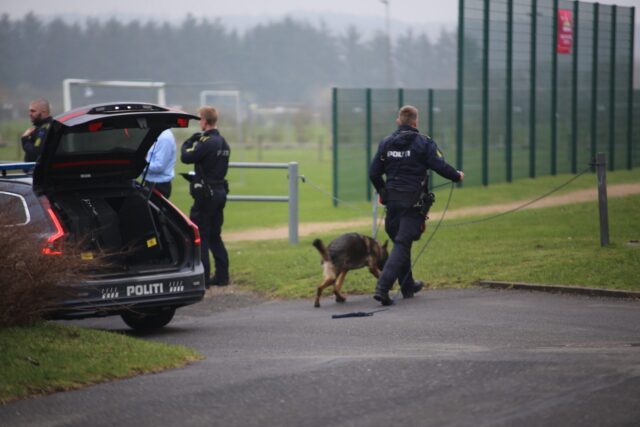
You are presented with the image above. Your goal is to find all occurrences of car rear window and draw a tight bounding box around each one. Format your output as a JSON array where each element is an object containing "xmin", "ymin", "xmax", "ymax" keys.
[
  {"xmin": 57, "ymin": 128, "xmax": 150, "ymax": 155},
  {"xmin": 0, "ymin": 192, "xmax": 30, "ymax": 225}
]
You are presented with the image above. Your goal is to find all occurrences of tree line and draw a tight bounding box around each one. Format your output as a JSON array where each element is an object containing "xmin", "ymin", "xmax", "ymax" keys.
[{"xmin": 0, "ymin": 13, "xmax": 458, "ymax": 108}]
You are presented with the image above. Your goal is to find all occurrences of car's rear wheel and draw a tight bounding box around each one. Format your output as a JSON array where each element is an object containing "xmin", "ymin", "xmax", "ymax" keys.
[{"xmin": 121, "ymin": 308, "xmax": 176, "ymax": 330}]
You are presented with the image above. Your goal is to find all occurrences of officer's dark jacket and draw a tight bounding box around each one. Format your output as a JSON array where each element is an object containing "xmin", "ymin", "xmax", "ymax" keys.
[
  {"xmin": 369, "ymin": 125, "xmax": 460, "ymax": 198},
  {"xmin": 181, "ymin": 129, "xmax": 230, "ymax": 184},
  {"xmin": 21, "ymin": 116, "xmax": 52, "ymax": 162}
]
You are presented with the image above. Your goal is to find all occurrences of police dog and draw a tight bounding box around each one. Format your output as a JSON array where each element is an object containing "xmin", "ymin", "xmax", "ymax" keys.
[{"xmin": 312, "ymin": 233, "xmax": 389, "ymax": 307}]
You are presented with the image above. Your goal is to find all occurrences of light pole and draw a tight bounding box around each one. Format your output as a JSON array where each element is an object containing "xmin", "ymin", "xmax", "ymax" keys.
[{"xmin": 380, "ymin": 0, "xmax": 394, "ymax": 87}]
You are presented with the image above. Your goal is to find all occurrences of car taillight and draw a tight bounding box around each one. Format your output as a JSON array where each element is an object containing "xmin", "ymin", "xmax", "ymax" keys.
[
  {"xmin": 191, "ymin": 223, "xmax": 201, "ymax": 246},
  {"xmin": 43, "ymin": 205, "xmax": 65, "ymax": 255},
  {"xmin": 156, "ymin": 192, "xmax": 201, "ymax": 246},
  {"xmin": 88, "ymin": 121, "xmax": 103, "ymax": 132}
]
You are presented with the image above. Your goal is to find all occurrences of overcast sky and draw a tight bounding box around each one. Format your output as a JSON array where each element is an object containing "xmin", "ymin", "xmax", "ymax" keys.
[
  {"xmin": 2, "ymin": 0, "xmax": 457, "ymax": 23},
  {"xmin": 2, "ymin": 0, "xmax": 637, "ymax": 26}
]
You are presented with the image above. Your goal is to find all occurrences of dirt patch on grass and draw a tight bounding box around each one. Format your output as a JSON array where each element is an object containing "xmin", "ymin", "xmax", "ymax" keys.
[{"xmin": 223, "ymin": 182, "xmax": 640, "ymax": 242}]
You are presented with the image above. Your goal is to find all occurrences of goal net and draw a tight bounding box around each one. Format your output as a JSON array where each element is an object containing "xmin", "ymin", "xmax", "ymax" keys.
[{"xmin": 63, "ymin": 79, "xmax": 167, "ymax": 111}]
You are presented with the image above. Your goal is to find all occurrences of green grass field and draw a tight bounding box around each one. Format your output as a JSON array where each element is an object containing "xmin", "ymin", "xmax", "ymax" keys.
[
  {"xmin": 0, "ymin": 323, "xmax": 202, "ymax": 403},
  {"xmin": 229, "ymin": 193, "xmax": 640, "ymax": 300}
]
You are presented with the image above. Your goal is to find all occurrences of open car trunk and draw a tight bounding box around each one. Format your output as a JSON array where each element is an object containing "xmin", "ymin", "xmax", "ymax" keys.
[
  {"xmin": 30, "ymin": 103, "xmax": 202, "ymax": 277},
  {"xmin": 48, "ymin": 185, "xmax": 189, "ymax": 276}
]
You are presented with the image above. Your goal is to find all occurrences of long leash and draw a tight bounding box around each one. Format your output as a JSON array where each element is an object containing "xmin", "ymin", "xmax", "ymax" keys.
[
  {"xmin": 329, "ymin": 166, "xmax": 592, "ymax": 318},
  {"xmin": 441, "ymin": 165, "xmax": 592, "ymax": 228}
]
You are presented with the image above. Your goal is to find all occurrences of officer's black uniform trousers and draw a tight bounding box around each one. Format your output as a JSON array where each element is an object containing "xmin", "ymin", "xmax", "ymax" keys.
[
  {"xmin": 377, "ymin": 202, "xmax": 423, "ymax": 293},
  {"xmin": 190, "ymin": 185, "xmax": 229, "ymax": 283}
]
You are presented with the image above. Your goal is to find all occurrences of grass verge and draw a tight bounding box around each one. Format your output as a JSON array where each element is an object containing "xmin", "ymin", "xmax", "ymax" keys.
[
  {"xmin": 229, "ymin": 194, "xmax": 640, "ymax": 300},
  {"xmin": 0, "ymin": 323, "xmax": 203, "ymax": 403}
]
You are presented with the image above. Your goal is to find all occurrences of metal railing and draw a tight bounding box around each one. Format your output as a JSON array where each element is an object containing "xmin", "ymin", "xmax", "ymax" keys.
[
  {"xmin": 1, "ymin": 161, "xmax": 300, "ymax": 244},
  {"xmin": 227, "ymin": 162, "xmax": 299, "ymax": 244}
]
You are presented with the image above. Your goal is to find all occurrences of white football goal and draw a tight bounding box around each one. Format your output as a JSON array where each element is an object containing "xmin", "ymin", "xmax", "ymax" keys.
[{"xmin": 62, "ymin": 78, "xmax": 167, "ymax": 111}]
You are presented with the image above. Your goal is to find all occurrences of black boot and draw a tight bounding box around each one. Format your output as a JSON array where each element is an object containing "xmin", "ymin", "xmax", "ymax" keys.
[
  {"xmin": 374, "ymin": 288, "xmax": 393, "ymax": 306},
  {"xmin": 211, "ymin": 274, "xmax": 229, "ymax": 287},
  {"xmin": 401, "ymin": 280, "xmax": 424, "ymax": 298}
]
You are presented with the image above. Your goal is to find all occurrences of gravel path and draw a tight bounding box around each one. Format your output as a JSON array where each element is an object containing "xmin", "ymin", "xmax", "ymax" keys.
[{"xmin": 223, "ymin": 182, "xmax": 640, "ymax": 242}]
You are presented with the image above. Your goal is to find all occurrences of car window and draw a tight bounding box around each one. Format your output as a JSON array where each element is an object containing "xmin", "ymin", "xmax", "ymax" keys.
[
  {"xmin": 57, "ymin": 128, "xmax": 150, "ymax": 155},
  {"xmin": 0, "ymin": 192, "xmax": 30, "ymax": 225}
]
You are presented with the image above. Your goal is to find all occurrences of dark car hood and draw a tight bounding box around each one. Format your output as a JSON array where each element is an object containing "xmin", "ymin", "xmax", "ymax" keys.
[{"xmin": 33, "ymin": 103, "xmax": 198, "ymax": 192}]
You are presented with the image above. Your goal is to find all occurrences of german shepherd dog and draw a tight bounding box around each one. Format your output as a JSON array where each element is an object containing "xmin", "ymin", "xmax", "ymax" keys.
[{"xmin": 312, "ymin": 233, "xmax": 389, "ymax": 307}]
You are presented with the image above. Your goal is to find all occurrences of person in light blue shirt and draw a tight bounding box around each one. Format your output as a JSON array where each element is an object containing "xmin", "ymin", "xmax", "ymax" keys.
[{"xmin": 144, "ymin": 128, "xmax": 176, "ymax": 198}]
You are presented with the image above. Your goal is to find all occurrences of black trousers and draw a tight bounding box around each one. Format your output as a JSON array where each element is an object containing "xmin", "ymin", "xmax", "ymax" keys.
[
  {"xmin": 190, "ymin": 188, "xmax": 229, "ymax": 282},
  {"xmin": 376, "ymin": 204, "xmax": 424, "ymax": 293},
  {"xmin": 145, "ymin": 181, "xmax": 172, "ymax": 199}
]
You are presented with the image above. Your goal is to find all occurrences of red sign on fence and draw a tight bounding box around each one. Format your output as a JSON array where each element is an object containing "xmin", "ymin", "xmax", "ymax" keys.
[{"xmin": 557, "ymin": 9, "xmax": 573, "ymax": 54}]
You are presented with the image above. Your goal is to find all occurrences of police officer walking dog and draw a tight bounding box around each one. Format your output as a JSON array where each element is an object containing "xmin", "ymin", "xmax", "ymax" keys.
[
  {"xmin": 181, "ymin": 106, "xmax": 230, "ymax": 288},
  {"xmin": 369, "ymin": 105, "xmax": 464, "ymax": 306}
]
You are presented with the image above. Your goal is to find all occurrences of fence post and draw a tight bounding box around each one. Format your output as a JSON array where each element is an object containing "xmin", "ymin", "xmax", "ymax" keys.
[
  {"xmin": 627, "ymin": 8, "xmax": 635, "ymax": 170},
  {"xmin": 529, "ymin": 0, "xmax": 537, "ymax": 178},
  {"xmin": 506, "ymin": 0, "xmax": 513, "ymax": 183},
  {"xmin": 366, "ymin": 88, "xmax": 372, "ymax": 201},
  {"xmin": 428, "ymin": 88, "xmax": 435, "ymax": 191},
  {"xmin": 551, "ymin": 0, "xmax": 559, "ymax": 176},
  {"xmin": 456, "ymin": 0, "xmax": 465, "ymax": 182},
  {"xmin": 288, "ymin": 162, "xmax": 299, "ymax": 244},
  {"xmin": 482, "ymin": 0, "xmax": 489, "ymax": 186},
  {"xmin": 595, "ymin": 153, "xmax": 610, "ymax": 247},
  {"xmin": 609, "ymin": 5, "xmax": 617, "ymax": 171},
  {"xmin": 332, "ymin": 87, "xmax": 338, "ymax": 207},
  {"xmin": 591, "ymin": 3, "xmax": 599, "ymax": 162},
  {"xmin": 227, "ymin": 162, "xmax": 298, "ymax": 244},
  {"xmin": 571, "ymin": 0, "xmax": 579, "ymax": 174},
  {"xmin": 372, "ymin": 192, "xmax": 378, "ymax": 239}
]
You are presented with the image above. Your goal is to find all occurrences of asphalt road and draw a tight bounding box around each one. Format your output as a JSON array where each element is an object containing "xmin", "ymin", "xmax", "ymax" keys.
[{"xmin": 2, "ymin": 288, "xmax": 640, "ymax": 427}]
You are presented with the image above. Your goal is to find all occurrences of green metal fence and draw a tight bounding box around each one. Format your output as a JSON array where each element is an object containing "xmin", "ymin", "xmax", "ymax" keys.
[
  {"xmin": 635, "ymin": 89, "xmax": 640, "ymax": 167},
  {"xmin": 332, "ymin": 0, "xmax": 636, "ymax": 204}
]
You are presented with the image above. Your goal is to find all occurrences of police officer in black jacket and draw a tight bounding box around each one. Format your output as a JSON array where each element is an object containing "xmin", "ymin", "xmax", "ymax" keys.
[
  {"xmin": 181, "ymin": 106, "xmax": 230, "ymax": 288},
  {"xmin": 21, "ymin": 98, "xmax": 53, "ymax": 162},
  {"xmin": 369, "ymin": 105, "xmax": 464, "ymax": 305}
]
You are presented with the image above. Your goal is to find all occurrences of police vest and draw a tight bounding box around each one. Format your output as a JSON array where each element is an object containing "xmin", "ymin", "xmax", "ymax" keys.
[{"xmin": 380, "ymin": 130, "xmax": 429, "ymax": 195}]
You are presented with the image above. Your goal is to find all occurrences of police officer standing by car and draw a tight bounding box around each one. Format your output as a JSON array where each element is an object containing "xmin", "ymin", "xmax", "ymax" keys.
[
  {"xmin": 181, "ymin": 106, "xmax": 230, "ymax": 288},
  {"xmin": 21, "ymin": 98, "xmax": 53, "ymax": 162},
  {"xmin": 369, "ymin": 105, "xmax": 464, "ymax": 306}
]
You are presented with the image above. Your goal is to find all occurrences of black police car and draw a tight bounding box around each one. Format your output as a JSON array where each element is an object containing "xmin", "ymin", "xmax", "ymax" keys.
[{"xmin": 0, "ymin": 102, "xmax": 205, "ymax": 330}]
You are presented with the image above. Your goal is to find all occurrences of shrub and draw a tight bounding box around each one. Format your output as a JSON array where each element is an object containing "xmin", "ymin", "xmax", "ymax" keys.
[{"xmin": 0, "ymin": 210, "xmax": 102, "ymax": 327}]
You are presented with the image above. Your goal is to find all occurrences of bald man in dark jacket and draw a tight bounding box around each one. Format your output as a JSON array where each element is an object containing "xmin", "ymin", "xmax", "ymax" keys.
[{"xmin": 21, "ymin": 98, "xmax": 52, "ymax": 162}]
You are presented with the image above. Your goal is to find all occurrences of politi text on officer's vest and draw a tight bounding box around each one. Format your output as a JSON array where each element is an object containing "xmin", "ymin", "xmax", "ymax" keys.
[{"xmin": 387, "ymin": 150, "xmax": 411, "ymax": 158}]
